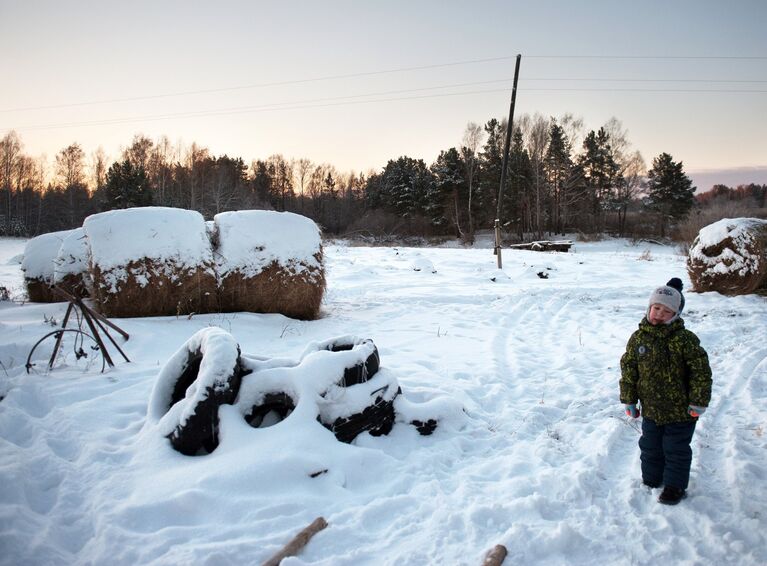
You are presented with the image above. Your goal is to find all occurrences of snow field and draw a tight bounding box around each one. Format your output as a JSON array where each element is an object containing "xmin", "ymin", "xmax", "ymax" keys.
[{"xmin": 0, "ymin": 237, "xmax": 765, "ymax": 565}]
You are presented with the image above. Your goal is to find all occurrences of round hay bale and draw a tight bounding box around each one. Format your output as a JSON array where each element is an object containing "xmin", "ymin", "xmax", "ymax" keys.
[
  {"xmin": 53, "ymin": 227, "xmax": 91, "ymax": 298},
  {"xmin": 84, "ymin": 207, "xmax": 219, "ymax": 317},
  {"xmin": 687, "ymin": 217, "xmax": 767, "ymax": 296},
  {"xmin": 215, "ymin": 210, "xmax": 325, "ymax": 320},
  {"xmin": 21, "ymin": 229, "xmax": 77, "ymax": 302}
]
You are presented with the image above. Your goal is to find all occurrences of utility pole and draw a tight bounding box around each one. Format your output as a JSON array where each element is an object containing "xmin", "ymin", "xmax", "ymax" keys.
[{"xmin": 494, "ymin": 54, "xmax": 522, "ymax": 269}]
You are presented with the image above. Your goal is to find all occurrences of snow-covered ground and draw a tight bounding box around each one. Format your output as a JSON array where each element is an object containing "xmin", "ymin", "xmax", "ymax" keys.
[{"xmin": 0, "ymin": 236, "xmax": 765, "ymax": 565}]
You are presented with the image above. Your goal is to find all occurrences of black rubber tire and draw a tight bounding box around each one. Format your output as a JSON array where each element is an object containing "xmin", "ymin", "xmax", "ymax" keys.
[
  {"xmin": 322, "ymin": 383, "xmax": 400, "ymax": 443},
  {"xmin": 244, "ymin": 392, "xmax": 296, "ymax": 428},
  {"xmin": 166, "ymin": 349, "xmax": 248, "ymax": 456},
  {"xmin": 325, "ymin": 337, "xmax": 380, "ymax": 386},
  {"xmin": 411, "ymin": 419, "xmax": 438, "ymax": 436}
]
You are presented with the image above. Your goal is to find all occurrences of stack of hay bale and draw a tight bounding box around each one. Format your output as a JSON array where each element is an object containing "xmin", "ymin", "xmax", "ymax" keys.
[
  {"xmin": 83, "ymin": 207, "xmax": 219, "ymax": 317},
  {"xmin": 21, "ymin": 229, "xmax": 77, "ymax": 302},
  {"xmin": 22, "ymin": 207, "xmax": 326, "ymax": 320},
  {"xmin": 687, "ymin": 217, "xmax": 767, "ymax": 295},
  {"xmin": 214, "ymin": 210, "xmax": 325, "ymax": 320}
]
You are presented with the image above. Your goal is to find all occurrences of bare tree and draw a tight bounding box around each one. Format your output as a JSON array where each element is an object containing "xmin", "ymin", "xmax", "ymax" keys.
[
  {"xmin": 461, "ymin": 122, "xmax": 484, "ymax": 241},
  {"xmin": 90, "ymin": 147, "xmax": 108, "ymax": 192},
  {"xmin": 55, "ymin": 143, "xmax": 86, "ymax": 188},
  {"xmin": 603, "ymin": 118, "xmax": 645, "ymax": 235},
  {"xmin": 0, "ymin": 131, "xmax": 22, "ymax": 229},
  {"xmin": 559, "ymin": 113, "xmax": 585, "ymax": 155},
  {"xmin": 521, "ymin": 114, "xmax": 551, "ymax": 238},
  {"xmin": 149, "ymin": 136, "xmax": 173, "ymax": 205},
  {"xmin": 267, "ymin": 154, "xmax": 294, "ymax": 210},
  {"xmin": 185, "ymin": 142, "xmax": 208, "ymax": 211},
  {"xmin": 615, "ymin": 151, "xmax": 646, "ymax": 236},
  {"xmin": 295, "ymin": 158, "xmax": 313, "ymax": 212},
  {"xmin": 122, "ymin": 134, "xmax": 153, "ymax": 170}
]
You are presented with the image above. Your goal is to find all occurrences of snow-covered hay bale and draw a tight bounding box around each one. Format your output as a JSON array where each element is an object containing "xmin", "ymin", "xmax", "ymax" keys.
[
  {"xmin": 21, "ymin": 229, "xmax": 76, "ymax": 302},
  {"xmin": 84, "ymin": 207, "xmax": 218, "ymax": 317},
  {"xmin": 687, "ymin": 217, "xmax": 767, "ymax": 296},
  {"xmin": 53, "ymin": 227, "xmax": 90, "ymax": 297},
  {"xmin": 215, "ymin": 210, "xmax": 325, "ymax": 320}
]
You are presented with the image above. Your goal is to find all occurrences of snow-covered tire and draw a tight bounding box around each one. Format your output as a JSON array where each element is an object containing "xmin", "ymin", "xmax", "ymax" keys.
[
  {"xmin": 316, "ymin": 336, "xmax": 380, "ymax": 386},
  {"xmin": 148, "ymin": 328, "xmax": 247, "ymax": 456},
  {"xmin": 244, "ymin": 391, "xmax": 296, "ymax": 428},
  {"xmin": 411, "ymin": 419, "xmax": 438, "ymax": 435},
  {"xmin": 321, "ymin": 380, "xmax": 401, "ymax": 443}
]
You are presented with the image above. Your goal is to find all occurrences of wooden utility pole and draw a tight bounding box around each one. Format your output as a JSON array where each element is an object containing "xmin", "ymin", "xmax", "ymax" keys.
[{"xmin": 494, "ymin": 54, "xmax": 522, "ymax": 269}]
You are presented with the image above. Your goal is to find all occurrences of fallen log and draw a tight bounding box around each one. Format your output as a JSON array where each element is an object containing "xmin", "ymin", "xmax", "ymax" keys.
[
  {"xmin": 482, "ymin": 544, "xmax": 508, "ymax": 566},
  {"xmin": 262, "ymin": 517, "xmax": 328, "ymax": 566},
  {"xmin": 506, "ymin": 240, "xmax": 572, "ymax": 252}
]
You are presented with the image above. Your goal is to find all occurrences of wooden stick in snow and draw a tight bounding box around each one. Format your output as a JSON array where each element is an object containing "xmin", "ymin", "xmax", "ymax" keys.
[
  {"xmin": 482, "ymin": 544, "xmax": 508, "ymax": 566},
  {"xmin": 261, "ymin": 517, "xmax": 328, "ymax": 566}
]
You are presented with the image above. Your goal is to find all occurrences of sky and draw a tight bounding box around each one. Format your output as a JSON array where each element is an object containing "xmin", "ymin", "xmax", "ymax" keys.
[{"xmin": 1, "ymin": 0, "xmax": 766, "ymax": 190}]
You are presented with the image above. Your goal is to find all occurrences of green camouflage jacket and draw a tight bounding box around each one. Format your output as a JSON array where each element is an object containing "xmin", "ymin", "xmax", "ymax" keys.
[{"xmin": 620, "ymin": 317, "xmax": 712, "ymax": 425}]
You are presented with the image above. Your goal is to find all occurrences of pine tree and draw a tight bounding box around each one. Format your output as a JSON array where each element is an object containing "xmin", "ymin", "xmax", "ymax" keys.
[
  {"xmin": 645, "ymin": 152, "xmax": 696, "ymax": 236},
  {"xmin": 544, "ymin": 121, "xmax": 576, "ymax": 234},
  {"xmin": 429, "ymin": 148, "xmax": 467, "ymax": 236},
  {"xmin": 102, "ymin": 159, "xmax": 152, "ymax": 210},
  {"xmin": 378, "ymin": 156, "xmax": 433, "ymax": 218},
  {"xmin": 578, "ymin": 127, "xmax": 621, "ymax": 230},
  {"xmin": 478, "ymin": 119, "xmax": 505, "ymax": 226},
  {"xmin": 503, "ymin": 130, "xmax": 533, "ymax": 238}
]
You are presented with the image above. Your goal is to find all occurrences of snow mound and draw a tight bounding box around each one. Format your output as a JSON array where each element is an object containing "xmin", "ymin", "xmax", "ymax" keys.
[
  {"xmin": 214, "ymin": 210, "xmax": 322, "ymax": 278},
  {"xmin": 84, "ymin": 207, "xmax": 214, "ymax": 275},
  {"xmin": 21, "ymin": 229, "xmax": 76, "ymax": 281}
]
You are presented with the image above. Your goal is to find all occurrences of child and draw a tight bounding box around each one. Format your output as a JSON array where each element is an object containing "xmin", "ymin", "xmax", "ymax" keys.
[{"xmin": 619, "ymin": 278, "xmax": 712, "ymax": 505}]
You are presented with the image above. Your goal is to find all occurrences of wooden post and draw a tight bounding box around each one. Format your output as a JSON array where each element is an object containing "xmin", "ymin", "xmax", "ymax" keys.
[
  {"xmin": 261, "ymin": 517, "xmax": 328, "ymax": 566},
  {"xmin": 482, "ymin": 544, "xmax": 508, "ymax": 566},
  {"xmin": 494, "ymin": 54, "xmax": 521, "ymax": 266},
  {"xmin": 494, "ymin": 219, "xmax": 503, "ymax": 269}
]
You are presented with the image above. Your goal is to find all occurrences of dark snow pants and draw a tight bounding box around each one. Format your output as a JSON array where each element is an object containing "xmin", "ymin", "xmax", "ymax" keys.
[{"xmin": 639, "ymin": 418, "xmax": 697, "ymax": 490}]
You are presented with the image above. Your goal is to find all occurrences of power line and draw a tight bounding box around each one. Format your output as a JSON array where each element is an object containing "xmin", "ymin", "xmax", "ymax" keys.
[
  {"xmin": 2, "ymin": 53, "xmax": 765, "ymax": 113},
  {"xmin": 5, "ymin": 84, "xmax": 765, "ymax": 133}
]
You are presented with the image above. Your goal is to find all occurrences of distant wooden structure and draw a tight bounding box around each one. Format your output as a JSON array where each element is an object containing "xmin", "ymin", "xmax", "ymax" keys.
[{"xmin": 506, "ymin": 240, "xmax": 573, "ymax": 252}]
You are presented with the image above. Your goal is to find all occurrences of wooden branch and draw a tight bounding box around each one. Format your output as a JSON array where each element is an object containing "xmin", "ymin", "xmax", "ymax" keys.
[
  {"xmin": 262, "ymin": 517, "xmax": 328, "ymax": 566},
  {"xmin": 482, "ymin": 544, "xmax": 508, "ymax": 566}
]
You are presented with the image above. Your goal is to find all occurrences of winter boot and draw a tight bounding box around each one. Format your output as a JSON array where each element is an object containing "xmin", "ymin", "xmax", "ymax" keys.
[{"xmin": 658, "ymin": 486, "xmax": 686, "ymax": 505}]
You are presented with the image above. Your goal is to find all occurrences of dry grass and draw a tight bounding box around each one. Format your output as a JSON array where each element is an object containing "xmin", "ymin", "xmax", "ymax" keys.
[
  {"xmin": 90, "ymin": 259, "xmax": 219, "ymax": 317},
  {"xmin": 687, "ymin": 223, "xmax": 767, "ymax": 296},
  {"xmin": 25, "ymin": 278, "xmax": 56, "ymax": 303},
  {"xmin": 55, "ymin": 273, "xmax": 90, "ymax": 299},
  {"xmin": 218, "ymin": 254, "xmax": 326, "ymax": 320}
]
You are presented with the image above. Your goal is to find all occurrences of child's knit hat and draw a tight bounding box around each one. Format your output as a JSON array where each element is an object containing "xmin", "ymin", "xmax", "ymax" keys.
[{"xmin": 648, "ymin": 277, "xmax": 685, "ymax": 317}]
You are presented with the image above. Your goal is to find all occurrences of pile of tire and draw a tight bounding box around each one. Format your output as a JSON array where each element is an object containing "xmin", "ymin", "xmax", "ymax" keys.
[{"xmin": 148, "ymin": 329, "xmax": 434, "ymax": 456}]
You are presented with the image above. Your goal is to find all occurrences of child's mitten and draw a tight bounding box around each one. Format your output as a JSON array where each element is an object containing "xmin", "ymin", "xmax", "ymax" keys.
[
  {"xmin": 625, "ymin": 404, "xmax": 640, "ymax": 418},
  {"xmin": 688, "ymin": 405, "xmax": 707, "ymax": 418}
]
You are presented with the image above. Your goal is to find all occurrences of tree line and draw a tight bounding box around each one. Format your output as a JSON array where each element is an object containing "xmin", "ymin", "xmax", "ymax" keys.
[{"xmin": 1, "ymin": 115, "xmax": 764, "ymax": 241}]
